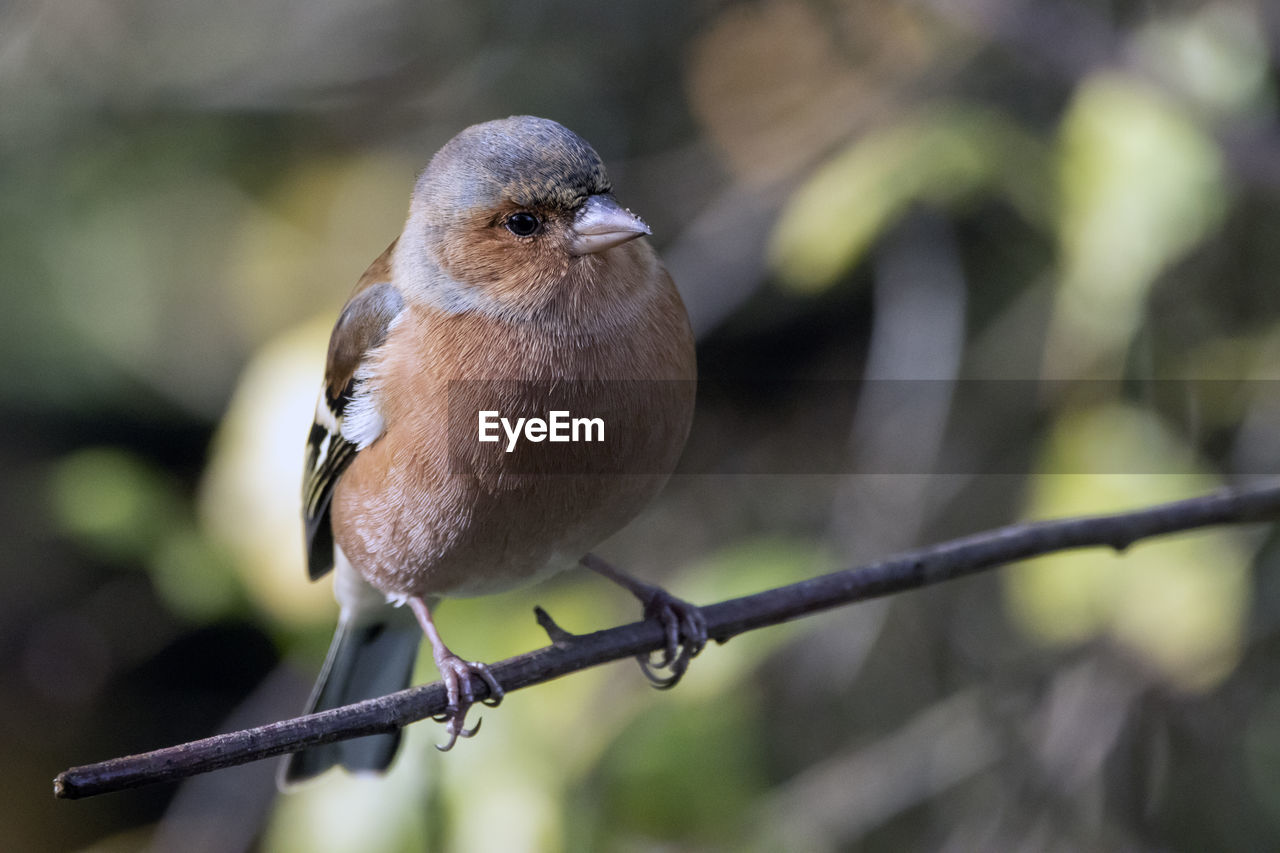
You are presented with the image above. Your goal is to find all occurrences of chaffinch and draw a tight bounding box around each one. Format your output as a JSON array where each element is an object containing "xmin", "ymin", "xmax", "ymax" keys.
[{"xmin": 281, "ymin": 116, "xmax": 703, "ymax": 785}]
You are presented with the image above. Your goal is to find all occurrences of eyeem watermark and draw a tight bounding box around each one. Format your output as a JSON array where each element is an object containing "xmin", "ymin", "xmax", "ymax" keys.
[{"xmin": 478, "ymin": 410, "xmax": 605, "ymax": 453}]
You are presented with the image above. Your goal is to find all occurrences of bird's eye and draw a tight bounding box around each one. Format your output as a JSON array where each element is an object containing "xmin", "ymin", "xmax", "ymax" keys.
[{"xmin": 504, "ymin": 212, "xmax": 541, "ymax": 237}]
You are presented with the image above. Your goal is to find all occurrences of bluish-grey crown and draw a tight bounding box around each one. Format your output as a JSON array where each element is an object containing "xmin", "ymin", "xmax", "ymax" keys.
[{"xmin": 416, "ymin": 116, "xmax": 612, "ymax": 221}]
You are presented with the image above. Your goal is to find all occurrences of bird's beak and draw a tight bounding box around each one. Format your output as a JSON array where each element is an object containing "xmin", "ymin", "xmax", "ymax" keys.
[{"xmin": 568, "ymin": 195, "xmax": 651, "ymax": 256}]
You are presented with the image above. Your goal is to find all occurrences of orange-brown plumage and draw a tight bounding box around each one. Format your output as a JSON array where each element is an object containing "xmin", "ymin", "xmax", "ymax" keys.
[
  {"xmin": 331, "ymin": 259, "xmax": 695, "ymax": 597},
  {"xmin": 282, "ymin": 116, "xmax": 699, "ymax": 785}
]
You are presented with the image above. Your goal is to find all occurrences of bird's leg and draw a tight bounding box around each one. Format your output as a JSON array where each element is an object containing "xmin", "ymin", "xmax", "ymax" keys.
[
  {"xmin": 580, "ymin": 553, "xmax": 708, "ymax": 689},
  {"xmin": 408, "ymin": 597, "xmax": 504, "ymax": 751}
]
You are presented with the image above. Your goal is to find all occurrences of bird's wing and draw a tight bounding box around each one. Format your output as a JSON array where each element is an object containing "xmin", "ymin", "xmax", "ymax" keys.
[{"xmin": 303, "ymin": 241, "xmax": 405, "ymax": 580}]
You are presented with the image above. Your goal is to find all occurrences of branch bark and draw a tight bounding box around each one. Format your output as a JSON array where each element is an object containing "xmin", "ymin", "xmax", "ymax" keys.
[{"xmin": 54, "ymin": 480, "xmax": 1280, "ymax": 800}]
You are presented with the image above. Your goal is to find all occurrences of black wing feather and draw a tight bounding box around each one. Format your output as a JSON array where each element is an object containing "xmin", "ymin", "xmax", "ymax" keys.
[{"xmin": 302, "ymin": 276, "xmax": 404, "ymax": 580}]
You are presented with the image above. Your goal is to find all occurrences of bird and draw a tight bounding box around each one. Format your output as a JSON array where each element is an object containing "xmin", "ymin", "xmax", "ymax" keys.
[{"xmin": 280, "ymin": 116, "xmax": 704, "ymax": 786}]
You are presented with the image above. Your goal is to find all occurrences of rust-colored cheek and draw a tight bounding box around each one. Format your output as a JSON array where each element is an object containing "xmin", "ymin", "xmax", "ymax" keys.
[{"xmin": 436, "ymin": 225, "xmax": 571, "ymax": 308}]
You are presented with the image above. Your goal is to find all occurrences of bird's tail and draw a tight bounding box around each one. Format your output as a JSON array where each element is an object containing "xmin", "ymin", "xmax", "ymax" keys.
[
  {"xmin": 278, "ymin": 546, "xmax": 422, "ymax": 787},
  {"xmin": 278, "ymin": 612, "xmax": 421, "ymax": 788}
]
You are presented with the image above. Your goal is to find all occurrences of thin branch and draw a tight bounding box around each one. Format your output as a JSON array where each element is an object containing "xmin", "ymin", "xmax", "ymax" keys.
[{"xmin": 54, "ymin": 480, "xmax": 1280, "ymax": 800}]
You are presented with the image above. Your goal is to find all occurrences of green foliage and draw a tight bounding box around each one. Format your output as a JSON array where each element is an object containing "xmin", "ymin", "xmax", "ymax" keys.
[
  {"xmin": 771, "ymin": 105, "xmax": 1051, "ymax": 293},
  {"xmin": 572, "ymin": 699, "xmax": 768, "ymax": 849},
  {"xmin": 49, "ymin": 448, "xmax": 240, "ymax": 622}
]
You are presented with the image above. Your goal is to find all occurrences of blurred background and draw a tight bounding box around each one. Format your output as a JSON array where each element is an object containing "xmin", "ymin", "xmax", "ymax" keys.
[{"xmin": 5, "ymin": 0, "xmax": 1280, "ymax": 850}]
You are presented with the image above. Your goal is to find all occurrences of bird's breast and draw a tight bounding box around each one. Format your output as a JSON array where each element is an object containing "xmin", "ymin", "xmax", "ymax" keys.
[{"xmin": 331, "ymin": 274, "xmax": 695, "ymax": 600}]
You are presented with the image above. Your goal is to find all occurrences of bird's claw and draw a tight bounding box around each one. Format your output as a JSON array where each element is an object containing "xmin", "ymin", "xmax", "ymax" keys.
[
  {"xmin": 636, "ymin": 588, "xmax": 708, "ymax": 690},
  {"xmin": 578, "ymin": 555, "xmax": 707, "ymax": 689},
  {"xmin": 432, "ymin": 653, "xmax": 504, "ymax": 751}
]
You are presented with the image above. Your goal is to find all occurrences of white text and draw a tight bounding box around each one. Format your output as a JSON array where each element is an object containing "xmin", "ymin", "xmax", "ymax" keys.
[{"xmin": 478, "ymin": 410, "xmax": 605, "ymax": 452}]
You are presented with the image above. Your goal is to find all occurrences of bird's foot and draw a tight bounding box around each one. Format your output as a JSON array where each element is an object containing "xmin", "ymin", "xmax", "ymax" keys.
[
  {"xmin": 635, "ymin": 586, "xmax": 708, "ymax": 689},
  {"xmin": 580, "ymin": 553, "xmax": 707, "ymax": 689},
  {"xmin": 430, "ymin": 651, "xmax": 504, "ymax": 752},
  {"xmin": 409, "ymin": 596, "xmax": 504, "ymax": 751}
]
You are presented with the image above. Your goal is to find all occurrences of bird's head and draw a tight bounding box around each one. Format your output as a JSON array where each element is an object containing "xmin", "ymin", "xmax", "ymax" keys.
[{"xmin": 398, "ymin": 116, "xmax": 654, "ymax": 318}]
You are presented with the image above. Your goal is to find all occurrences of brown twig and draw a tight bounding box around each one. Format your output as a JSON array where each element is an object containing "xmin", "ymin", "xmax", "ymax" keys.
[{"xmin": 54, "ymin": 480, "xmax": 1280, "ymax": 799}]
